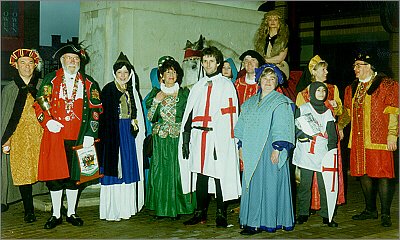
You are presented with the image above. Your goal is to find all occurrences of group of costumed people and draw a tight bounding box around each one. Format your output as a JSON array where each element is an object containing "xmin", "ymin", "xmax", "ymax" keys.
[{"xmin": 1, "ymin": 7, "xmax": 398, "ymax": 236}]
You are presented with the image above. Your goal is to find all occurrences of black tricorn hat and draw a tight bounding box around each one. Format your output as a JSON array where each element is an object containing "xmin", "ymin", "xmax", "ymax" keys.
[
  {"xmin": 52, "ymin": 42, "xmax": 89, "ymax": 63},
  {"xmin": 239, "ymin": 50, "xmax": 266, "ymax": 66}
]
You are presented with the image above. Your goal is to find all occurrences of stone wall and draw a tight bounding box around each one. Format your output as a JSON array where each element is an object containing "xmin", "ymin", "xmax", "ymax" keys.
[{"xmin": 79, "ymin": 1, "xmax": 264, "ymax": 96}]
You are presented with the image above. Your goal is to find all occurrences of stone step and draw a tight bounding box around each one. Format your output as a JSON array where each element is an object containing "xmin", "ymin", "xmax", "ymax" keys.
[{"xmin": 33, "ymin": 184, "xmax": 101, "ymax": 212}]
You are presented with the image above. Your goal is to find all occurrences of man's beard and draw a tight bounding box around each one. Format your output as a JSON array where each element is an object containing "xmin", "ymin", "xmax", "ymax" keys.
[{"xmin": 62, "ymin": 62, "xmax": 80, "ymax": 75}]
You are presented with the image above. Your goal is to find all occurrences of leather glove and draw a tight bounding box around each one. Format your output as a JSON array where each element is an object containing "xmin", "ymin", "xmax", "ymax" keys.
[
  {"xmin": 83, "ymin": 136, "xmax": 94, "ymax": 148},
  {"xmin": 182, "ymin": 132, "xmax": 190, "ymax": 159},
  {"xmin": 46, "ymin": 119, "xmax": 64, "ymax": 133},
  {"xmin": 131, "ymin": 119, "xmax": 139, "ymax": 138}
]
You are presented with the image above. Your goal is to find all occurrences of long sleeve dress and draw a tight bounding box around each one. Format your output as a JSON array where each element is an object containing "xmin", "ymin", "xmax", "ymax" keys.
[
  {"xmin": 145, "ymin": 87, "xmax": 195, "ymax": 218},
  {"xmin": 234, "ymin": 91, "xmax": 295, "ymax": 232},
  {"xmin": 99, "ymin": 81, "xmax": 145, "ymax": 221}
]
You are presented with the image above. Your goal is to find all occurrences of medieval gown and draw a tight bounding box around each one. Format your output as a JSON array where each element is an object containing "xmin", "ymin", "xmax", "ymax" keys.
[
  {"xmin": 145, "ymin": 87, "xmax": 194, "ymax": 217},
  {"xmin": 99, "ymin": 80, "xmax": 145, "ymax": 221},
  {"xmin": 234, "ymin": 90, "xmax": 295, "ymax": 232}
]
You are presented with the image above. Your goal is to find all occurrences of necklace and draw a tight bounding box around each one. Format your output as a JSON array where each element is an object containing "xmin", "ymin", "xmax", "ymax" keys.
[
  {"xmin": 354, "ymin": 82, "xmax": 368, "ymax": 109},
  {"xmin": 61, "ymin": 74, "xmax": 80, "ymax": 121}
]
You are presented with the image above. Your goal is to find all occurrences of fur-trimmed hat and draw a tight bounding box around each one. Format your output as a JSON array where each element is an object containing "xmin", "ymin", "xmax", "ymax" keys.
[
  {"xmin": 9, "ymin": 48, "xmax": 42, "ymax": 71},
  {"xmin": 52, "ymin": 42, "xmax": 89, "ymax": 63},
  {"xmin": 239, "ymin": 50, "xmax": 266, "ymax": 66}
]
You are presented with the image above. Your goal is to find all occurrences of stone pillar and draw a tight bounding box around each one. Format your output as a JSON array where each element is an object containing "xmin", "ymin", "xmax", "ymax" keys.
[{"xmin": 79, "ymin": 1, "xmax": 264, "ymax": 96}]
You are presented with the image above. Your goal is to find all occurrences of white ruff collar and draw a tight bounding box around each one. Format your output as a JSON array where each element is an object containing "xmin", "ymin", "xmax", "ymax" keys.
[{"xmin": 161, "ymin": 83, "xmax": 179, "ymax": 94}]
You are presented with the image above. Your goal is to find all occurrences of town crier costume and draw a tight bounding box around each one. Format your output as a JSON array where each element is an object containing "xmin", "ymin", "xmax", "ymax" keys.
[
  {"xmin": 341, "ymin": 50, "xmax": 398, "ymax": 227},
  {"xmin": 34, "ymin": 43, "xmax": 102, "ymax": 229},
  {"xmin": 178, "ymin": 46, "xmax": 241, "ymax": 228}
]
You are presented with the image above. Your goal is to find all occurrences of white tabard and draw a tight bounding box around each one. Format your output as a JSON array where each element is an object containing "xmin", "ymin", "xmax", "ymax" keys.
[
  {"xmin": 178, "ymin": 73, "xmax": 241, "ymax": 202},
  {"xmin": 293, "ymin": 103, "xmax": 335, "ymax": 172}
]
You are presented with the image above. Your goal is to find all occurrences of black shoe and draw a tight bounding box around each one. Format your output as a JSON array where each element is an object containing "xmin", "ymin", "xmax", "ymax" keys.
[
  {"xmin": 352, "ymin": 210, "xmax": 378, "ymax": 220},
  {"xmin": 44, "ymin": 216, "xmax": 62, "ymax": 229},
  {"xmin": 66, "ymin": 214, "xmax": 84, "ymax": 226},
  {"xmin": 323, "ymin": 217, "xmax": 338, "ymax": 227},
  {"xmin": 183, "ymin": 210, "xmax": 207, "ymax": 225},
  {"xmin": 153, "ymin": 215, "xmax": 166, "ymax": 220},
  {"xmin": 1, "ymin": 204, "xmax": 9, "ymax": 212},
  {"xmin": 216, "ymin": 208, "xmax": 228, "ymax": 228},
  {"xmin": 24, "ymin": 213, "xmax": 37, "ymax": 223},
  {"xmin": 296, "ymin": 215, "xmax": 309, "ymax": 224},
  {"xmin": 381, "ymin": 215, "xmax": 392, "ymax": 227},
  {"xmin": 240, "ymin": 227, "xmax": 261, "ymax": 235}
]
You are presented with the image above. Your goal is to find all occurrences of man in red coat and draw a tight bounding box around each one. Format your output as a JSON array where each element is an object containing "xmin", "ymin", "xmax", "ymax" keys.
[
  {"xmin": 234, "ymin": 50, "xmax": 265, "ymax": 106},
  {"xmin": 341, "ymin": 50, "xmax": 398, "ymax": 227},
  {"xmin": 34, "ymin": 43, "xmax": 102, "ymax": 229}
]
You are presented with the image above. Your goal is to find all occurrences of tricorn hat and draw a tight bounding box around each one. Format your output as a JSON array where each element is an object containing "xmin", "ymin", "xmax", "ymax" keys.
[{"xmin": 52, "ymin": 42, "xmax": 89, "ymax": 63}]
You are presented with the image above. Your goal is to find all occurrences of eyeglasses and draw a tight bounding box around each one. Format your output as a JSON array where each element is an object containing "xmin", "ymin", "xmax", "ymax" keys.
[
  {"xmin": 62, "ymin": 56, "xmax": 80, "ymax": 62},
  {"xmin": 352, "ymin": 63, "xmax": 368, "ymax": 69}
]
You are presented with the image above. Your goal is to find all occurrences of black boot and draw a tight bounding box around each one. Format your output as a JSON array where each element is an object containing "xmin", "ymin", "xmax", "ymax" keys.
[
  {"xmin": 216, "ymin": 208, "xmax": 228, "ymax": 228},
  {"xmin": 296, "ymin": 215, "xmax": 309, "ymax": 224},
  {"xmin": 323, "ymin": 217, "xmax": 338, "ymax": 227},
  {"xmin": 183, "ymin": 209, "xmax": 207, "ymax": 225}
]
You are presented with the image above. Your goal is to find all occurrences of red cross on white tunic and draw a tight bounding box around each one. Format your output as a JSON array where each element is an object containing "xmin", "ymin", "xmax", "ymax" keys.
[
  {"xmin": 322, "ymin": 153, "xmax": 338, "ymax": 192},
  {"xmin": 220, "ymin": 97, "xmax": 236, "ymax": 138},
  {"xmin": 308, "ymin": 132, "xmax": 328, "ymax": 154},
  {"xmin": 192, "ymin": 84, "xmax": 213, "ymax": 173}
]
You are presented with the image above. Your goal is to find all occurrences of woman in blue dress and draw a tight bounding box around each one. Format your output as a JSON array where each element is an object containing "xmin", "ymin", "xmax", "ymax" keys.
[
  {"xmin": 99, "ymin": 52, "xmax": 146, "ymax": 221},
  {"xmin": 234, "ymin": 64, "xmax": 295, "ymax": 235}
]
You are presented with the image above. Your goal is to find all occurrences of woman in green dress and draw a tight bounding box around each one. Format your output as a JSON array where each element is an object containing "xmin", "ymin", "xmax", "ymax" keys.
[{"xmin": 145, "ymin": 58, "xmax": 195, "ymax": 219}]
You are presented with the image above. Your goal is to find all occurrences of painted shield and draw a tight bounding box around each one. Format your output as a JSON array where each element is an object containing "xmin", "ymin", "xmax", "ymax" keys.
[{"xmin": 321, "ymin": 148, "xmax": 338, "ymax": 222}]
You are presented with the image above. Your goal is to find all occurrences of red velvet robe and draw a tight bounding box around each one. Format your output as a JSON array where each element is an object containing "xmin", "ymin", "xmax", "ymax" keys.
[{"xmin": 343, "ymin": 74, "xmax": 398, "ymax": 178}]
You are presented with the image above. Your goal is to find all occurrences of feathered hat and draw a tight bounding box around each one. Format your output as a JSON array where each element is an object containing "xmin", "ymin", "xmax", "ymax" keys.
[{"xmin": 52, "ymin": 42, "xmax": 89, "ymax": 64}]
